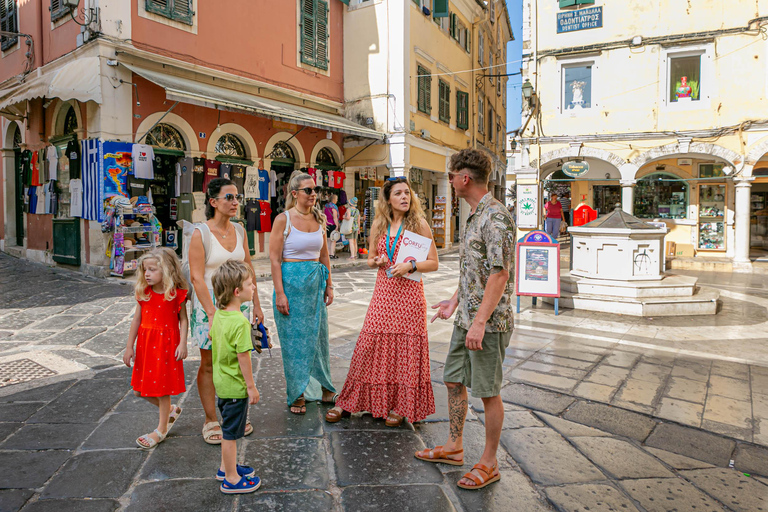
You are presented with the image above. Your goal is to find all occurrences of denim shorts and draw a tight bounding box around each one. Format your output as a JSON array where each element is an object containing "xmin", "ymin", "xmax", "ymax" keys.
[
  {"xmin": 443, "ymin": 326, "xmax": 512, "ymax": 398},
  {"xmin": 217, "ymin": 397, "xmax": 249, "ymax": 441}
]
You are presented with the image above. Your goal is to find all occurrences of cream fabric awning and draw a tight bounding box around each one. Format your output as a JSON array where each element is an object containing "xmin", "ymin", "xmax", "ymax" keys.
[
  {"xmin": 123, "ymin": 63, "xmax": 384, "ymax": 140},
  {"xmin": 0, "ymin": 57, "xmax": 102, "ymax": 119}
]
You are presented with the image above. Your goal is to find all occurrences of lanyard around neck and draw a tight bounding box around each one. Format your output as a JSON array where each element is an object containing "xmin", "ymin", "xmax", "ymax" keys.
[{"xmin": 386, "ymin": 222, "xmax": 404, "ymax": 262}]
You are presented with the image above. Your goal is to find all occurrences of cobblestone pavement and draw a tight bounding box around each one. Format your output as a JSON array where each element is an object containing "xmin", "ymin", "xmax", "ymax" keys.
[{"xmin": 1, "ymin": 252, "xmax": 767, "ymax": 511}]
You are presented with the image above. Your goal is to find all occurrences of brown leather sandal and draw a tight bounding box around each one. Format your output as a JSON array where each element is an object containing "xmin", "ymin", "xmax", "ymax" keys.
[
  {"xmin": 289, "ymin": 397, "xmax": 306, "ymax": 415},
  {"xmin": 457, "ymin": 462, "xmax": 501, "ymax": 490},
  {"xmin": 325, "ymin": 407, "xmax": 351, "ymax": 423},
  {"xmin": 385, "ymin": 412, "xmax": 404, "ymax": 427},
  {"xmin": 414, "ymin": 446, "xmax": 465, "ymax": 466}
]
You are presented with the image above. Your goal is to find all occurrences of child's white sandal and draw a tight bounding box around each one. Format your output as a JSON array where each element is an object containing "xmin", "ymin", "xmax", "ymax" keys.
[{"xmin": 136, "ymin": 428, "xmax": 166, "ymax": 450}]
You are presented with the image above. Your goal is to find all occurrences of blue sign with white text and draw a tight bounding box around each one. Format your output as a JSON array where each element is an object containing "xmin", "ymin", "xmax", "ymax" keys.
[{"xmin": 557, "ymin": 6, "xmax": 603, "ymax": 34}]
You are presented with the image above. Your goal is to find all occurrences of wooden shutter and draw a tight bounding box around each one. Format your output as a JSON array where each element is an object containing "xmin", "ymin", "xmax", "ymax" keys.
[
  {"xmin": 559, "ymin": 0, "xmax": 578, "ymax": 7},
  {"xmin": 417, "ymin": 66, "xmax": 427, "ymax": 113},
  {"xmin": 456, "ymin": 91, "xmax": 468, "ymax": 130},
  {"xmin": 449, "ymin": 13, "xmax": 456, "ymax": 39},
  {"xmin": 1, "ymin": 0, "xmax": 18, "ymax": 51},
  {"xmin": 316, "ymin": 0, "xmax": 329, "ymax": 70},
  {"xmin": 146, "ymin": 0, "xmax": 172, "ymax": 18},
  {"xmin": 171, "ymin": 0, "xmax": 194, "ymax": 25},
  {"xmin": 50, "ymin": 0, "xmax": 71, "ymax": 22},
  {"xmin": 340, "ymin": 0, "xmax": 350, "ymax": 5},
  {"xmin": 425, "ymin": 73, "xmax": 432, "ymax": 114},
  {"xmin": 432, "ymin": 0, "xmax": 448, "ymax": 18},
  {"xmin": 438, "ymin": 80, "xmax": 450, "ymax": 122},
  {"xmin": 301, "ymin": 0, "xmax": 317, "ymax": 67}
]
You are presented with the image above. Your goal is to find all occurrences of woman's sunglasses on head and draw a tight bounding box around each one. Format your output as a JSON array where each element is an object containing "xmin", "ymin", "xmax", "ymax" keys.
[{"xmin": 387, "ymin": 176, "xmax": 408, "ymax": 183}]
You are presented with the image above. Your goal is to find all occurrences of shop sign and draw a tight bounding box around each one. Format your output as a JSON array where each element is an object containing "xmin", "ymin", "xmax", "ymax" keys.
[
  {"xmin": 516, "ymin": 183, "xmax": 539, "ymax": 229},
  {"xmin": 562, "ymin": 161, "xmax": 589, "ymax": 178},
  {"xmin": 272, "ymin": 120, "xmax": 298, "ymax": 132},
  {"xmin": 557, "ymin": 6, "xmax": 602, "ymax": 34}
]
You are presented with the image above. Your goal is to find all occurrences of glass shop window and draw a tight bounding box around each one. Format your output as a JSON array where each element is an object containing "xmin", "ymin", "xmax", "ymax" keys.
[{"xmin": 634, "ymin": 173, "xmax": 688, "ymax": 219}]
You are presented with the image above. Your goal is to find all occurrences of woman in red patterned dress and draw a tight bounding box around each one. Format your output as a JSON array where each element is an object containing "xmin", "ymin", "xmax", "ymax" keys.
[{"xmin": 326, "ymin": 177, "xmax": 439, "ymax": 426}]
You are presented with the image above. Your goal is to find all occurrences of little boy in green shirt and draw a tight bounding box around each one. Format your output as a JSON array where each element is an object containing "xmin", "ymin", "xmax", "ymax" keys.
[{"xmin": 210, "ymin": 260, "xmax": 261, "ymax": 494}]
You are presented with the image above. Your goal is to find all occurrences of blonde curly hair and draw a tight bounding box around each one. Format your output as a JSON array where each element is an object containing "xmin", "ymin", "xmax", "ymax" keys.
[
  {"xmin": 134, "ymin": 248, "xmax": 188, "ymax": 302},
  {"xmin": 370, "ymin": 177, "xmax": 425, "ymax": 243}
]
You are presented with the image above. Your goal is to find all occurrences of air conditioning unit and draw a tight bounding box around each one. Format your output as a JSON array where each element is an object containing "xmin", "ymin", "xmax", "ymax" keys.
[{"xmin": 420, "ymin": 129, "xmax": 430, "ymax": 139}]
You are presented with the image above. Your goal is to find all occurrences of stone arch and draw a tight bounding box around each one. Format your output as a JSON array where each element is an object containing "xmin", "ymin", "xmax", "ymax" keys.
[
  {"xmin": 50, "ymin": 100, "xmax": 83, "ymax": 138},
  {"xmin": 744, "ymin": 135, "xmax": 768, "ymax": 176},
  {"xmin": 534, "ymin": 146, "xmax": 630, "ymax": 180},
  {"xmin": 206, "ymin": 123, "xmax": 259, "ymax": 161},
  {"xmin": 134, "ymin": 112, "xmax": 200, "ymax": 155},
  {"xmin": 264, "ymin": 132, "xmax": 305, "ymax": 166},
  {"xmin": 309, "ymin": 139, "xmax": 342, "ymax": 167},
  {"xmin": 631, "ymin": 142, "xmax": 742, "ymax": 177},
  {"xmin": 3, "ymin": 120, "xmax": 23, "ymax": 148}
]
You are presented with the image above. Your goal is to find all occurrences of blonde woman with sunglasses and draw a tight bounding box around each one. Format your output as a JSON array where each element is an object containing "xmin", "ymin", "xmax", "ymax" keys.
[{"xmin": 188, "ymin": 178, "xmax": 265, "ymax": 444}]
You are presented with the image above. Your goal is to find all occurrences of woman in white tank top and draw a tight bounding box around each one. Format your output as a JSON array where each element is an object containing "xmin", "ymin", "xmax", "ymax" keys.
[
  {"xmin": 270, "ymin": 171, "xmax": 337, "ymax": 415},
  {"xmin": 188, "ymin": 178, "xmax": 265, "ymax": 444}
]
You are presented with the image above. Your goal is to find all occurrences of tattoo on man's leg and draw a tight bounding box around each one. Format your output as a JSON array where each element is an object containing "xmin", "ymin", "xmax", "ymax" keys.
[{"xmin": 448, "ymin": 386, "xmax": 468, "ymax": 442}]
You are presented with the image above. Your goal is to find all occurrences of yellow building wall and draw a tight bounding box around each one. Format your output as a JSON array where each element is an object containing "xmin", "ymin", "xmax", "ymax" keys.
[{"xmin": 411, "ymin": 146, "xmax": 447, "ymax": 173}]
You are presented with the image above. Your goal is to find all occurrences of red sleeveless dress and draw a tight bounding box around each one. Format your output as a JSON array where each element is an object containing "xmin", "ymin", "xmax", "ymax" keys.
[
  {"xmin": 131, "ymin": 288, "xmax": 188, "ymax": 397},
  {"xmin": 336, "ymin": 234, "xmax": 435, "ymax": 422}
]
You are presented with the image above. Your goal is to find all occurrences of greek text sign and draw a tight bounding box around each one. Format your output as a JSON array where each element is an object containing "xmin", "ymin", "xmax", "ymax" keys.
[{"xmin": 557, "ymin": 6, "xmax": 603, "ymax": 34}]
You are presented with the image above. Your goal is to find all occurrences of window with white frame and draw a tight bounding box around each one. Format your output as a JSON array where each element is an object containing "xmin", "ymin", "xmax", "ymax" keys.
[
  {"xmin": 663, "ymin": 45, "xmax": 712, "ymax": 107},
  {"xmin": 561, "ymin": 61, "xmax": 594, "ymax": 111},
  {"xmin": 489, "ymin": 54, "xmax": 494, "ymax": 84}
]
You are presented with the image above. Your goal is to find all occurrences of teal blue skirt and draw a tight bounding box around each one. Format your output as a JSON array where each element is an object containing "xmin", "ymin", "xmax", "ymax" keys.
[{"xmin": 273, "ymin": 261, "xmax": 336, "ymax": 406}]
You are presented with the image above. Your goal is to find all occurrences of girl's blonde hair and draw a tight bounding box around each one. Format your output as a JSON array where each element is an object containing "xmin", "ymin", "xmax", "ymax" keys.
[
  {"xmin": 134, "ymin": 247, "xmax": 188, "ymax": 302},
  {"xmin": 285, "ymin": 170, "xmax": 326, "ymax": 225},
  {"xmin": 370, "ymin": 177, "xmax": 425, "ymax": 243}
]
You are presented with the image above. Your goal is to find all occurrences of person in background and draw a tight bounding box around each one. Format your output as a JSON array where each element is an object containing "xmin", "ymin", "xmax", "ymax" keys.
[
  {"xmin": 544, "ymin": 193, "xmax": 565, "ymax": 239},
  {"xmin": 324, "ymin": 193, "xmax": 340, "ymax": 259},
  {"xmin": 560, "ymin": 192, "xmax": 572, "ymax": 226},
  {"xmin": 344, "ymin": 197, "xmax": 361, "ymax": 259}
]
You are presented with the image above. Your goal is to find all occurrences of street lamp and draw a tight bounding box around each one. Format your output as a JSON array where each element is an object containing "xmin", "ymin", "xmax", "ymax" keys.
[{"xmin": 521, "ymin": 79, "xmax": 535, "ymax": 108}]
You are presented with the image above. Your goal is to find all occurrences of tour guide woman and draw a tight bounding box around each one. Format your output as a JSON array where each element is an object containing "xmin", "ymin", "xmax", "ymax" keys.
[
  {"xmin": 188, "ymin": 178, "xmax": 265, "ymax": 444},
  {"xmin": 326, "ymin": 177, "xmax": 438, "ymax": 427},
  {"xmin": 270, "ymin": 171, "xmax": 337, "ymax": 414}
]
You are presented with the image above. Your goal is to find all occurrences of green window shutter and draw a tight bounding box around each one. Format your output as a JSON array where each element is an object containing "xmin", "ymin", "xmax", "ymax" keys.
[
  {"xmin": 433, "ymin": 0, "xmax": 448, "ymax": 18},
  {"xmin": 559, "ymin": 0, "xmax": 578, "ymax": 7},
  {"xmin": 417, "ymin": 66, "xmax": 427, "ymax": 113},
  {"xmin": 171, "ymin": 0, "xmax": 193, "ymax": 25},
  {"xmin": 316, "ymin": 0, "xmax": 329, "ymax": 70},
  {"xmin": 1, "ymin": 0, "xmax": 18, "ymax": 51},
  {"xmin": 438, "ymin": 80, "xmax": 450, "ymax": 122},
  {"xmin": 145, "ymin": 0, "xmax": 171, "ymax": 18},
  {"xmin": 300, "ymin": 0, "xmax": 317, "ymax": 67},
  {"xmin": 340, "ymin": 0, "xmax": 350, "ymax": 5},
  {"xmin": 449, "ymin": 13, "xmax": 456, "ymax": 39},
  {"xmin": 456, "ymin": 91, "xmax": 468, "ymax": 130},
  {"xmin": 426, "ymin": 74, "xmax": 432, "ymax": 114},
  {"xmin": 50, "ymin": 0, "xmax": 71, "ymax": 22}
]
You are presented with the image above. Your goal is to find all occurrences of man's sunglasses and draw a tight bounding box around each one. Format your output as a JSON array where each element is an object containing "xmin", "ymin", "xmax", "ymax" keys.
[
  {"xmin": 298, "ymin": 186, "xmax": 322, "ymax": 195},
  {"xmin": 215, "ymin": 193, "xmax": 243, "ymax": 202},
  {"xmin": 387, "ymin": 176, "xmax": 408, "ymax": 183}
]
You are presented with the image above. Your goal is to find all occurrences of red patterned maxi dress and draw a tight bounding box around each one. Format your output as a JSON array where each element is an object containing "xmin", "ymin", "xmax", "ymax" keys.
[
  {"xmin": 131, "ymin": 288, "xmax": 188, "ymax": 397},
  {"xmin": 335, "ymin": 234, "xmax": 435, "ymax": 422}
]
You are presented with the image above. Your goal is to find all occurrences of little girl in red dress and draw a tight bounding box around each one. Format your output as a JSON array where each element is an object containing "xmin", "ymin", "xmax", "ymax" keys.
[{"xmin": 123, "ymin": 248, "xmax": 189, "ymax": 449}]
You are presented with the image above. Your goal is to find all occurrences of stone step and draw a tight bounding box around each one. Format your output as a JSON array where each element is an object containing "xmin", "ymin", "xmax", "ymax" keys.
[
  {"xmin": 560, "ymin": 273, "xmax": 698, "ymax": 298},
  {"xmin": 543, "ymin": 288, "xmax": 720, "ymax": 317}
]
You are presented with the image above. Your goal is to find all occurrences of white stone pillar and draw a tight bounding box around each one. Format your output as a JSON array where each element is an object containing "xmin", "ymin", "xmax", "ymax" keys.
[
  {"xmin": 733, "ymin": 177, "xmax": 754, "ymax": 263},
  {"xmin": 620, "ymin": 180, "xmax": 636, "ymax": 215}
]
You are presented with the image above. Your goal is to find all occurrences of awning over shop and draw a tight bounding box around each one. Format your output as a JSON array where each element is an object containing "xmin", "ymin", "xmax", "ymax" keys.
[
  {"xmin": 0, "ymin": 57, "xmax": 102, "ymax": 120},
  {"xmin": 123, "ymin": 63, "xmax": 384, "ymax": 140}
]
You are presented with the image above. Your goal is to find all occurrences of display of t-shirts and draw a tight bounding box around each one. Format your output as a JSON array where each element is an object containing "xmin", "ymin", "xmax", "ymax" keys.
[
  {"xmin": 31, "ymin": 151, "xmax": 41, "ymax": 186},
  {"xmin": 307, "ymin": 167, "xmax": 317, "ymax": 182},
  {"xmin": 177, "ymin": 193, "xmax": 196, "ymax": 222},
  {"xmin": 338, "ymin": 189, "xmax": 348, "ymax": 206},
  {"xmin": 66, "ymin": 139, "xmax": 81, "ymax": 179},
  {"xmin": 327, "ymin": 170, "xmax": 335, "ymax": 187},
  {"xmin": 177, "ymin": 157, "xmax": 194, "ymax": 194},
  {"xmin": 46, "ymin": 181, "xmax": 57, "ymax": 215},
  {"xmin": 46, "ymin": 146, "xmax": 59, "ymax": 181},
  {"xmin": 131, "ymin": 144, "xmax": 155, "ymax": 179},
  {"xmin": 321, "ymin": 170, "xmax": 329, "ymax": 187},
  {"xmin": 203, "ymin": 159, "xmax": 221, "ymax": 192},
  {"xmin": 258, "ymin": 201, "xmax": 272, "ymax": 232},
  {"xmin": 219, "ymin": 163, "xmax": 232, "ymax": 180},
  {"xmin": 192, "ymin": 158, "xmax": 205, "ymax": 192},
  {"xmin": 127, "ymin": 175, "xmax": 149, "ymax": 198},
  {"xmin": 269, "ymin": 170, "xmax": 277, "ymax": 197},
  {"xmin": 244, "ymin": 166, "xmax": 259, "ymax": 199},
  {"xmin": 28, "ymin": 186, "xmax": 37, "ymax": 214},
  {"xmin": 231, "ymin": 165, "xmax": 246, "ymax": 193},
  {"xmin": 69, "ymin": 179, "xmax": 83, "ymax": 217},
  {"xmin": 334, "ymin": 170, "xmax": 346, "ymax": 189},
  {"xmin": 20, "ymin": 150, "xmax": 32, "ymax": 186},
  {"xmin": 245, "ymin": 199, "xmax": 261, "ymax": 232},
  {"xmin": 36, "ymin": 186, "xmax": 45, "ymax": 214},
  {"xmin": 257, "ymin": 169, "xmax": 270, "ymax": 200}
]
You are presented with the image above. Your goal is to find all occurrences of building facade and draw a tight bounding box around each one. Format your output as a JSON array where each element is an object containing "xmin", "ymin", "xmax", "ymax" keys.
[
  {"xmin": 0, "ymin": 0, "xmax": 380, "ymax": 274},
  {"xmin": 516, "ymin": 0, "xmax": 768, "ymax": 269},
  {"xmin": 343, "ymin": 0, "xmax": 511, "ymax": 247}
]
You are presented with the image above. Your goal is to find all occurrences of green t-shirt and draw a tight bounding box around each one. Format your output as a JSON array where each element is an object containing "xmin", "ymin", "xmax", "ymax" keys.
[{"xmin": 210, "ymin": 310, "xmax": 252, "ymax": 399}]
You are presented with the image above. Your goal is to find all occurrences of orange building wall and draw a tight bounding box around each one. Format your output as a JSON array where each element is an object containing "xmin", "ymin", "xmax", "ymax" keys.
[
  {"xmin": 130, "ymin": 1, "xmax": 344, "ymax": 103},
  {"xmin": 133, "ymin": 77, "xmax": 343, "ymax": 161}
]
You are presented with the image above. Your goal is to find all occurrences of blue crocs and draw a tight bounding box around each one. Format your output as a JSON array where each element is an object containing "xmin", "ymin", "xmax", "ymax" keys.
[
  {"xmin": 220, "ymin": 475, "xmax": 261, "ymax": 494},
  {"xmin": 216, "ymin": 464, "xmax": 256, "ymax": 481}
]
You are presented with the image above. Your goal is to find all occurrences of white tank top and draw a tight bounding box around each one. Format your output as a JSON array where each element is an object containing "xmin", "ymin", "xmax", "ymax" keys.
[
  {"xmin": 282, "ymin": 211, "xmax": 323, "ymax": 260},
  {"xmin": 203, "ymin": 228, "xmax": 245, "ymax": 288}
]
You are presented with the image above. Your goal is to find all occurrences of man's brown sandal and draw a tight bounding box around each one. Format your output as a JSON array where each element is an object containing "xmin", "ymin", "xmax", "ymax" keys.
[
  {"xmin": 325, "ymin": 407, "xmax": 351, "ymax": 423},
  {"xmin": 289, "ymin": 397, "xmax": 306, "ymax": 415},
  {"xmin": 414, "ymin": 446, "xmax": 465, "ymax": 466},
  {"xmin": 385, "ymin": 412, "xmax": 405, "ymax": 427},
  {"xmin": 457, "ymin": 462, "xmax": 501, "ymax": 490}
]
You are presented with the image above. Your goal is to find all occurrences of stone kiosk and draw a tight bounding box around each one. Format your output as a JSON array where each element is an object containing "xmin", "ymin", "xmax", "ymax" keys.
[{"xmin": 545, "ymin": 209, "xmax": 719, "ymax": 316}]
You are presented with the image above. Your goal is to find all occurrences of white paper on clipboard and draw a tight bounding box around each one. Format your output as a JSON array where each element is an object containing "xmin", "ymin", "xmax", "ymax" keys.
[{"xmin": 394, "ymin": 230, "xmax": 432, "ymax": 282}]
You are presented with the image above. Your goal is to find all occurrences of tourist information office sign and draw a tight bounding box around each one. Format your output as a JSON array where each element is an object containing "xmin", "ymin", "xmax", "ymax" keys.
[{"xmin": 557, "ymin": 6, "xmax": 603, "ymax": 34}]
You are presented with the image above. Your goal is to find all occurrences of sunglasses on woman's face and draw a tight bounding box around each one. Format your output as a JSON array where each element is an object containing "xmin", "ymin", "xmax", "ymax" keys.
[
  {"xmin": 215, "ymin": 193, "xmax": 243, "ymax": 202},
  {"xmin": 298, "ymin": 187, "xmax": 321, "ymax": 195}
]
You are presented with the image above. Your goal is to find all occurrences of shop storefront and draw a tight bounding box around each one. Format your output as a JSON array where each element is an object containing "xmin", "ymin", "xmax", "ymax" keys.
[{"xmin": 750, "ymin": 169, "xmax": 768, "ymax": 254}]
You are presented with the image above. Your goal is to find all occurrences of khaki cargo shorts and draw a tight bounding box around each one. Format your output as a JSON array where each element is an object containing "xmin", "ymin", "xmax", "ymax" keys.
[{"xmin": 442, "ymin": 326, "xmax": 511, "ymax": 398}]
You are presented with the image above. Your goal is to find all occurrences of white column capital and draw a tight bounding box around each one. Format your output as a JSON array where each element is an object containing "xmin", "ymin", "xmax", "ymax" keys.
[
  {"xmin": 619, "ymin": 179, "xmax": 636, "ymax": 187},
  {"xmin": 734, "ymin": 176, "xmax": 755, "ymax": 187}
]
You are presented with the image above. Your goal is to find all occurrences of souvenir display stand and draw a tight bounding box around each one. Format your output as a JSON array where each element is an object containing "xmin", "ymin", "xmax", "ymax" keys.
[
  {"xmin": 432, "ymin": 196, "xmax": 446, "ymax": 249},
  {"xmin": 110, "ymin": 207, "xmax": 159, "ymax": 277},
  {"xmin": 698, "ymin": 184, "xmax": 726, "ymax": 251},
  {"xmin": 515, "ymin": 231, "xmax": 561, "ymax": 315}
]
